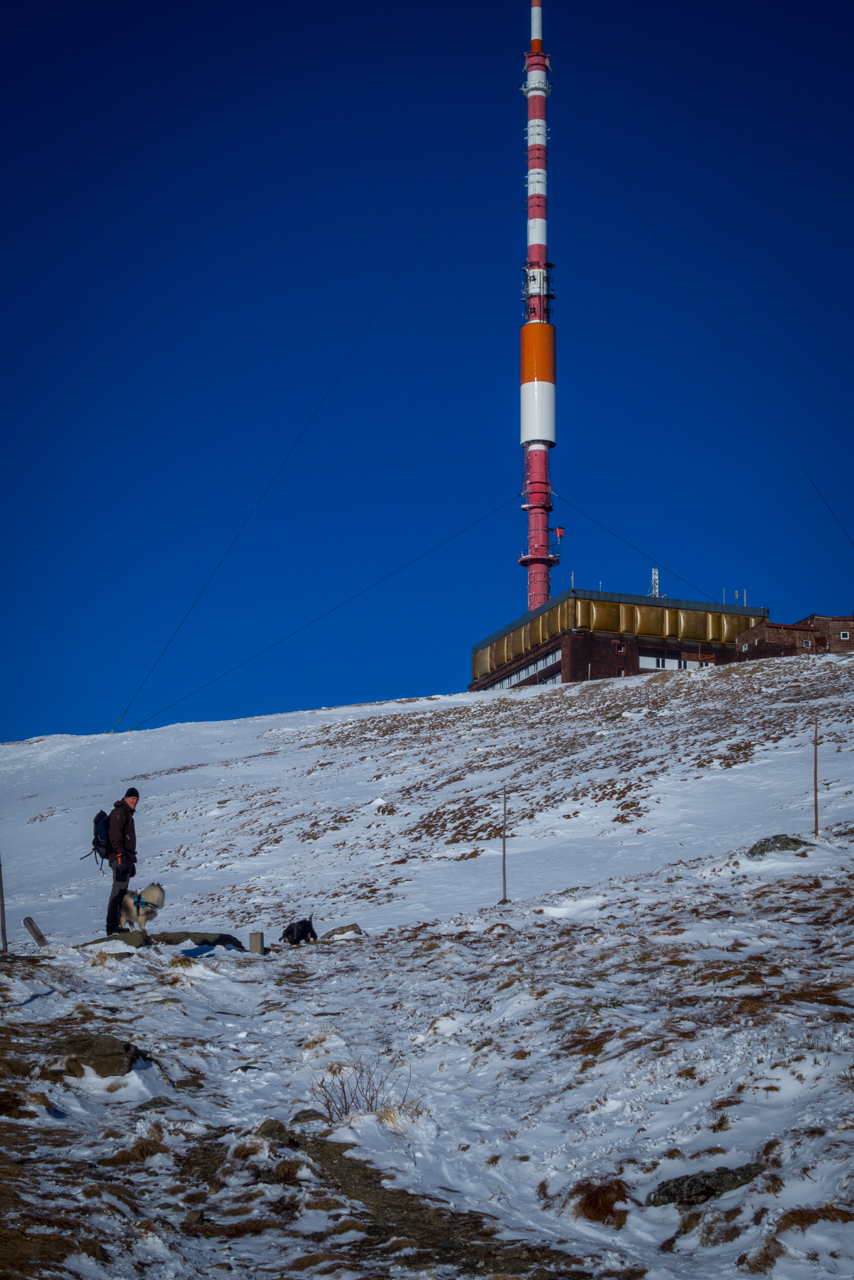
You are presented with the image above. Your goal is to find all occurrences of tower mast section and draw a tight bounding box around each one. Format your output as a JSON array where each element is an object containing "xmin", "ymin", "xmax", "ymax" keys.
[{"xmin": 518, "ymin": 0, "xmax": 558, "ymax": 611}]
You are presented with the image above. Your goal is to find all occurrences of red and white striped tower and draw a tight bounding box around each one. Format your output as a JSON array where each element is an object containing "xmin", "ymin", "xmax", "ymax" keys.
[{"xmin": 518, "ymin": 0, "xmax": 558, "ymax": 612}]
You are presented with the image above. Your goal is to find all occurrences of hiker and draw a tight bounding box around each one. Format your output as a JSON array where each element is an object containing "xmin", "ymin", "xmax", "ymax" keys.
[{"xmin": 105, "ymin": 787, "xmax": 139, "ymax": 935}]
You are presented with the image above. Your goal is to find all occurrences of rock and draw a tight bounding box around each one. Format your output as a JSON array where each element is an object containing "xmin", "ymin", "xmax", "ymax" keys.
[
  {"xmin": 0, "ymin": 1089, "xmax": 36, "ymax": 1119},
  {"xmin": 745, "ymin": 834, "xmax": 812, "ymax": 860},
  {"xmin": 647, "ymin": 1163, "xmax": 764, "ymax": 1206},
  {"xmin": 80, "ymin": 930, "xmax": 245, "ymax": 951},
  {"xmin": 134, "ymin": 1095, "xmax": 175, "ymax": 1113},
  {"xmin": 183, "ymin": 1209, "xmax": 205, "ymax": 1228},
  {"xmin": 139, "ymin": 1216, "xmax": 176, "ymax": 1235},
  {"xmin": 176, "ymin": 1139, "xmax": 228, "ymax": 1184},
  {"xmin": 319, "ymin": 923, "xmax": 363, "ymax": 943},
  {"xmin": 45, "ymin": 1034, "xmax": 142, "ymax": 1077},
  {"xmin": 255, "ymin": 1118, "xmax": 289, "ymax": 1143},
  {"xmin": 290, "ymin": 1107, "xmax": 328, "ymax": 1125}
]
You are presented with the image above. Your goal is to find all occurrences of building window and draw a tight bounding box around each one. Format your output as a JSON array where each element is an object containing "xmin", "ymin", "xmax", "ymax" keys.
[
  {"xmin": 699, "ymin": 661, "xmax": 710, "ymax": 668},
  {"xmin": 655, "ymin": 657, "xmax": 666, "ymax": 669},
  {"xmin": 842, "ymin": 632, "xmax": 850, "ymax": 640},
  {"xmin": 616, "ymin": 668, "xmax": 625, "ymax": 677},
  {"xmin": 742, "ymin": 643, "xmax": 748, "ymax": 651},
  {"xmin": 616, "ymin": 643, "xmax": 625, "ymax": 654},
  {"xmin": 803, "ymin": 640, "xmax": 811, "ymax": 648}
]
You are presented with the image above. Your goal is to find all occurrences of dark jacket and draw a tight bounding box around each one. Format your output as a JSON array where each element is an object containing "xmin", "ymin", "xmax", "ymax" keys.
[{"xmin": 108, "ymin": 800, "xmax": 137, "ymax": 877}]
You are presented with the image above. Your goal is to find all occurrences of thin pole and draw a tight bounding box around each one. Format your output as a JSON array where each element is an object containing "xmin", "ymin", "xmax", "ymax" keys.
[
  {"xmin": 814, "ymin": 717, "xmax": 819, "ymax": 838},
  {"xmin": 501, "ymin": 785, "xmax": 508, "ymax": 903},
  {"xmin": 0, "ymin": 847, "xmax": 7, "ymax": 955}
]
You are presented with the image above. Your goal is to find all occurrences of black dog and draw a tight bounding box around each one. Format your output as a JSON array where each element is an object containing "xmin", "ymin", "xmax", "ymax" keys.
[{"xmin": 281, "ymin": 915, "xmax": 317, "ymax": 946}]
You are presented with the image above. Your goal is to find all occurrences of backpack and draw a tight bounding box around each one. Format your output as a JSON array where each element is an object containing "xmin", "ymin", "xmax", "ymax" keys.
[{"xmin": 92, "ymin": 809, "xmax": 111, "ymax": 864}]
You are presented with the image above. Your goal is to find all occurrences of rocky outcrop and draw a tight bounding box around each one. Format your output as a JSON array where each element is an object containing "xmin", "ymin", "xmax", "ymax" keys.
[
  {"xmin": 647, "ymin": 1163, "xmax": 764, "ymax": 1206},
  {"xmin": 290, "ymin": 1108, "xmax": 328, "ymax": 1125},
  {"xmin": 319, "ymin": 924, "xmax": 363, "ymax": 943},
  {"xmin": 745, "ymin": 834, "xmax": 812, "ymax": 859},
  {"xmin": 255, "ymin": 1118, "xmax": 290, "ymax": 1143},
  {"xmin": 46, "ymin": 1033, "xmax": 142, "ymax": 1077}
]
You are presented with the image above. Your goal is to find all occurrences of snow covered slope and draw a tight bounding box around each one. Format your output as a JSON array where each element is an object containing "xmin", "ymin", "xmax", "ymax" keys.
[{"xmin": 1, "ymin": 654, "xmax": 853, "ymax": 1279}]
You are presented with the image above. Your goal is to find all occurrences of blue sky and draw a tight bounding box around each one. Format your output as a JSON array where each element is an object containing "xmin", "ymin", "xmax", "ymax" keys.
[{"xmin": 2, "ymin": 0, "xmax": 853, "ymax": 740}]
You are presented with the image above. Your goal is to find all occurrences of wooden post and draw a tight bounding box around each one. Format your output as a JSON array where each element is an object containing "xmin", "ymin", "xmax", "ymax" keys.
[
  {"xmin": 500, "ymin": 786, "xmax": 508, "ymax": 904},
  {"xmin": 22, "ymin": 917, "xmax": 48, "ymax": 948},
  {"xmin": 249, "ymin": 931, "xmax": 265, "ymax": 956},
  {"xmin": 814, "ymin": 717, "xmax": 819, "ymax": 838},
  {"xmin": 0, "ymin": 847, "xmax": 7, "ymax": 955}
]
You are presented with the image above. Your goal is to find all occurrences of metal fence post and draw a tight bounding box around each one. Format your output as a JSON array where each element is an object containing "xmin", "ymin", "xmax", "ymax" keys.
[{"xmin": 0, "ymin": 847, "xmax": 7, "ymax": 954}]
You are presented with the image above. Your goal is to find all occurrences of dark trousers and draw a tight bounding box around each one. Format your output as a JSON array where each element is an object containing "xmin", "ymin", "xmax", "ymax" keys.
[{"xmin": 106, "ymin": 874, "xmax": 129, "ymax": 935}]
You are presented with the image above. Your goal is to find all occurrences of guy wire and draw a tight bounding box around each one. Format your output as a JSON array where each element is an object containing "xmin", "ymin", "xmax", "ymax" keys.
[
  {"xmin": 132, "ymin": 494, "xmax": 520, "ymax": 729},
  {"xmin": 112, "ymin": 95, "xmax": 509, "ymax": 732}
]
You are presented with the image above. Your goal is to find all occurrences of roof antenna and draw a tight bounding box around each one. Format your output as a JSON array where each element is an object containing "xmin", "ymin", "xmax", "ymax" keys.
[{"xmin": 647, "ymin": 568, "xmax": 660, "ymax": 598}]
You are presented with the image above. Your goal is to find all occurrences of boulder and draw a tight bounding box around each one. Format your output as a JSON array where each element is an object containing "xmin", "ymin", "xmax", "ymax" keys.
[
  {"xmin": 647, "ymin": 1163, "xmax": 764, "ymax": 1207},
  {"xmin": 745, "ymin": 834, "xmax": 812, "ymax": 860},
  {"xmin": 0, "ymin": 1089, "xmax": 36, "ymax": 1118},
  {"xmin": 46, "ymin": 1033, "xmax": 142, "ymax": 1078},
  {"xmin": 290, "ymin": 1107, "xmax": 328, "ymax": 1125},
  {"xmin": 255, "ymin": 1118, "xmax": 289, "ymax": 1143},
  {"xmin": 319, "ymin": 923, "xmax": 363, "ymax": 943},
  {"xmin": 134, "ymin": 1095, "xmax": 176, "ymax": 1113}
]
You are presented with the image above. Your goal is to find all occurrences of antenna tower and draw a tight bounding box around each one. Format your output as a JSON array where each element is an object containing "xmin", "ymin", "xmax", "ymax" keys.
[{"xmin": 517, "ymin": 0, "xmax": 558, "ymax": 611}]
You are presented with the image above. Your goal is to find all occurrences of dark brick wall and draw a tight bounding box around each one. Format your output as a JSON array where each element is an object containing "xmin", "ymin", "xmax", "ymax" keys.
[
  {"xmin": 733, "ymin": 619, "xmax": 854, "ymax": 662},
  {"xmin": 561, "ymin": 632, "xmax": 639, "ymax": 683}
]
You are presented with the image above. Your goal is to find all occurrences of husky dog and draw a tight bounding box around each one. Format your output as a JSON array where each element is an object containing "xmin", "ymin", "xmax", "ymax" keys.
[
  {"xmin": 281, "ymin": 915, "xmax": 317, "ymax": 946},
  {"xmin": 119, "ymin": 883, "xmax": 166, "ymax": 936}
]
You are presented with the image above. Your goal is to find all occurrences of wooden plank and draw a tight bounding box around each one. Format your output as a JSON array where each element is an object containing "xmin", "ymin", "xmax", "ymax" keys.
[{"xmin": 22, "ymin": 917, "xmax": 49, "ymax": 947}]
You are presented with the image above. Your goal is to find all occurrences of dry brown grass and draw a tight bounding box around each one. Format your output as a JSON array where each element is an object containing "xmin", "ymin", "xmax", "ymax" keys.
[
  {"xmin": 776, "ymin": 1204, "xmax": 854, "ymax": 1233},
  {"xmin": 737, "ymin": 1237, "xmax": 786, "ymax": 1273},
  {"xmin": 567, "ymin": 1177, "xmax": 631, "ymax": 1229},
  {"xmin": 231, "ymin": 1140, "xmax": 263, "ymax": 1160},
  {"xmin": 98, "ymin": 1121, "xmax": 167, "ymax": 1166}
]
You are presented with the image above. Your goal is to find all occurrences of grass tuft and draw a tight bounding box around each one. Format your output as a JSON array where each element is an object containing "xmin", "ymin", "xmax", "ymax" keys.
[{"xmin": 567, "ymin": 1177, "xmax": 631, "ymax": 1228}]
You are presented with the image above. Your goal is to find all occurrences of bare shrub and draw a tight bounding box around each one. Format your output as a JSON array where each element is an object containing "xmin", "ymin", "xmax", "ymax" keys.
[
  {"xmin": 309, "ymin": 1056, "xmax": 418, "ymax": 1123},
  {"xmin": 837, "ymin": 1065, "xmax": 854, "ymax": 1090},
  {"xmin": 567, "ymin": 1178, "xmax": 631, "ymax": 1229},
  {"xmin": 375, "ymin": 1099, "xmax": 426, "ymax": 1133}
]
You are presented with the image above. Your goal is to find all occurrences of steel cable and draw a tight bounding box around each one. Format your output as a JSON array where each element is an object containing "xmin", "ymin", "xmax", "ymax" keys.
[
  {"xmin": 112, "ymin": 97, "xmax": 509, "ymax": 732},
  {"xmin": 131, "ymin": 494, "xmax": 519, "ymax": 729}
]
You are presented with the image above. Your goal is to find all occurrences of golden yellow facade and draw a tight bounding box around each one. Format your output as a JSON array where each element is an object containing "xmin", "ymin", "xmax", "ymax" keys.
[{"xmin": 472, "ymin": 596, "xmax": 765, "ymax": 683}]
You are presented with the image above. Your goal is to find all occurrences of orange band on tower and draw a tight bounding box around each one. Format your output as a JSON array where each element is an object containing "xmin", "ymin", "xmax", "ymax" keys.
[{"xmin": 520, "ymin": 322, "xmax": 555, "ymax": 385}]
